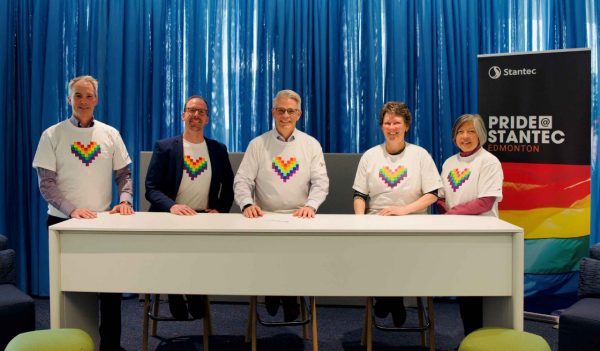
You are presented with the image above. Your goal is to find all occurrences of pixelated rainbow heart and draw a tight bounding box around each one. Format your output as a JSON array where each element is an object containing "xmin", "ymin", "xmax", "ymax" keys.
[
  {"xmin": 447, "ymin": 168, "xmax": 471, "ymax": 192},
  {"xmin": 379, "ymin": 165, "xmax": 407, "ymax": 188},
  {"xmin": 272, "ymin": 156, "xmax": 299, "ymax": 182},
  {"xmin": 183, "ymin": 155, "xmax": 208, "ymax": 180},
  {"xmin": 71, "ymin": 141, "xmax": 101, "ymax": 166}
]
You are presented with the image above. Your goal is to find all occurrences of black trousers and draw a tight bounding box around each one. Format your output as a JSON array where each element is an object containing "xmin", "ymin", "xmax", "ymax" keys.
[
  {"xmin": 458, "ymin": 296, "xmax": 483, "ymax": 336},
  {"xmin": 48, "ymin": 215, "xmax": 122, "ymax": 350}
]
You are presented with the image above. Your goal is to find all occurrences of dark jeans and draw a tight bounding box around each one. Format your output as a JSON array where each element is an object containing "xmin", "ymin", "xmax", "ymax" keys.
[
  {"xmin": 167, "ymin": 294, "xmax": 206, "ymax": 320},
  {"xmin": 48, "ymin": 215, "xmax": 122, "ymax": 350},
  {"xmin": 458, "ymin": 296, "xmax": 483, "ymax": 336}
]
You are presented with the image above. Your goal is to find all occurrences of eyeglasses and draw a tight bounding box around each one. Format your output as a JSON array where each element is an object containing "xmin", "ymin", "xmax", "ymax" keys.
[
  {"xmin": 186, "ymin": 108, "xmax": 208, "ymax": 116},
  {"xmin": 273, "ymin": 107, "xmax": 300, "ymax": 115}
]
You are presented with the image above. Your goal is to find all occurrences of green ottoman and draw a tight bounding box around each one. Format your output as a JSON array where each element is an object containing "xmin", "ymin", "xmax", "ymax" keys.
[
  {"xmin": 459, "ymin": 327, "xmax": 551, "ymax": 351},
  {"xmin": 5, "ymin": 328, "xmax": 94, "ymax": 351}
]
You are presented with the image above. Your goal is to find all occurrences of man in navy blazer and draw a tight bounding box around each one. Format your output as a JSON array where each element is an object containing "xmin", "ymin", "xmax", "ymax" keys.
[{"xmin": 145, "ymin": 95, "xmax": 234, "ymax": 319}]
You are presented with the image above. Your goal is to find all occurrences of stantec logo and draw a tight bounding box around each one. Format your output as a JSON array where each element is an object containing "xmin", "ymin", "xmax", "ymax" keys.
[
  {"xmin": 488, "ymin": 66, "xmax": 537, "ymax": 79},
  {"xmin": 488, "ymin": 66, "xmax": 502, "ymax": 79}
]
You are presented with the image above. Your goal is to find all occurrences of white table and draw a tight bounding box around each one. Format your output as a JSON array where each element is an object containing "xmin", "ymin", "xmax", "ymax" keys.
[{"xmin": 49, "ymin": 212, "xmax": 523, "ymax": 348}]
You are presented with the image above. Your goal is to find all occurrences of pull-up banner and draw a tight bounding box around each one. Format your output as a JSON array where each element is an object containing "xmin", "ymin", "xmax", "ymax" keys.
[{"xmin": 478, "ymin": 49, "xmax": 591, "ymax": 314}]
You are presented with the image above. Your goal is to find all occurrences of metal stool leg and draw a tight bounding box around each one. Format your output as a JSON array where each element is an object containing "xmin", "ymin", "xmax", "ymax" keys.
[
  {"xmin": 251, "ymin": 296, "xmax": 257, "ymax": 351},
  {"xmin": 363, "ymin": 297, "xmax": 373, "ymax": 351},
  {"xmin": 301, "ymin": 297, "xmax": 309, "ymax": 339},
  {"xmin": 203, "ymin": 297, "xmax": 211, "ymax": 351},
  {"xmin": 311, "ymin": 297, "xmax": 319, "ymax": 351},
  {"xmin": 361, "ymin": 300, "xmax": 367, "ymax": 346},
  {"xmin": 245, "ymin": 297, "xmax": 253, "ymax": 343},
  {"xmin": 204, "ymin": 296, "xmax": 213, "ymax": 334},
  {"xmin": 417, "ymin": 297, "xmax": 426, "ymax": 346},
  {"xmin": 427, "ymin": 297, "xmax": 436, "ymax": 351},
  {"xmin": 151, "ymin": 294, "xmax": 160, "ymax": 336}
]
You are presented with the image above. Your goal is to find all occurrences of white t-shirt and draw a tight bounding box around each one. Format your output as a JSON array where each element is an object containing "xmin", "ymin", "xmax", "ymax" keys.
[
  {"xmin": 32, "ymin": 119, "xmax": 131, "ymax": 218},
  {"xmin": 175, "ymin": 139, "xmax": 212, "ymax": 210},
  {"xmin": 439, "ymin": 148, "xmax": 503, "ymax": 217},
  {"xmin": 353, "ymin": 143, "xmax": 442, "ymax": 214},
  {"xmin": 235, "ymin": 129, "xmax": 328, "ymax": 213}
]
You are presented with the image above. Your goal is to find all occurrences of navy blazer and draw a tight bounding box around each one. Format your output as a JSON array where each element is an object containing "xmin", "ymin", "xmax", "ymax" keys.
[{"xmin": 145, "ymin": 135, "xmax": 234, "ymax": 213}]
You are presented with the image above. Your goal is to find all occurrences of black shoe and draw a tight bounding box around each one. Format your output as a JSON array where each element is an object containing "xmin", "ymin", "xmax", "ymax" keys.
[
  {"xmin": 265, "ymin": 296, "xmax": 280, "ymax": 316},
  {"xmin": 374, "ymin": 297, "xmax": 390, "ymax": 318},
  {"xmin": 186, "ymin": 295, "xmax": 206, "ymax": 320},
  {"xmin": 390, "ymin": 297, "xmax": 406, "ymax": 327},
  {"xmin": 168, "ymin": 294, "xmax": 189, "ymax": 320},
  {"xmin": 282, "ymin": 296, "xmax": 300, "ymax": 322}
]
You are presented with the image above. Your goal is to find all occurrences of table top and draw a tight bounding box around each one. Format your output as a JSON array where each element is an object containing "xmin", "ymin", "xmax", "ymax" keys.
[{"xmin": 50, "ymin": 212, "xmax": 522, "ymax": 235}]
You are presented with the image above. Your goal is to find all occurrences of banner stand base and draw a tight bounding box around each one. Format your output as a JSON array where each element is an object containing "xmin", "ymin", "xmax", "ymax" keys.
[{"xmin": 524, "ymin": 311, "xmax": 559, "ymax": 325}]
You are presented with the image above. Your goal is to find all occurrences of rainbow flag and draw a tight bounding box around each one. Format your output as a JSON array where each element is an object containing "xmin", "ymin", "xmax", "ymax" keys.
[{"xmin": 500, "ymin": 162, "xmax": 590, "ymax": 313}]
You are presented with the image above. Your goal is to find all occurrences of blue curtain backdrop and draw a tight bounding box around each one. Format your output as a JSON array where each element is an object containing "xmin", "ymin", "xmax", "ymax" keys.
[{"xmin": 1, "ymin": 0, "xmax": 599, "ymax": 299}]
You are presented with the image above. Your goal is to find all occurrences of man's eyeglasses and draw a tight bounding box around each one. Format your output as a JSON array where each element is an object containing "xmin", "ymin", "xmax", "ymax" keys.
[
  {"xmin": 186, "ymin": 108, "xmax": 208, "ymax": 116},
  {"xmin": 273, "ymin": 107, "xmax": 300, "ymax": 115}
]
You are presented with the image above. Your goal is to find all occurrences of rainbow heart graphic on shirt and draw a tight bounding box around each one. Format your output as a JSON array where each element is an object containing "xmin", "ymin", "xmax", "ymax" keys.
[
  {"xmin": 379, "ymin": 166, "xmax": 407, "ymax": 189},
  {"xmin": 71, "ymin": 141, "xmax": 101, "ymax": 166},
  {"xmin": 183, "ymin": 155, "xmax": 208, "ymax": 180},
  {"xmin": 272, "ymin": 156, "xmax": 299, "ymax": 183},
  {"xmin": 447, "ymin": 168, "xmax": 471, "ymax": 192}
]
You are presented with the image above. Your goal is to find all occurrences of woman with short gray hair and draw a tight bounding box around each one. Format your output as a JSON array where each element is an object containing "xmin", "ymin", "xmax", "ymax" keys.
[{"xmin": 438, "ymin": 113, "xmax": 504, "ymax": 338}]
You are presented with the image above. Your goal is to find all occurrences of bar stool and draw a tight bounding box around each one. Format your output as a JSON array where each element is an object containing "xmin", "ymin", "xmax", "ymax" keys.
[
  {"xmin": 361, "ymin": 297, "xmax": 435, "ymax": 351},
  {"xmin": 142, "ymin": 294, "xmax": 212, "ymax": 351},
  {"xmin": 246, "ymin": 296, "xmax": 318, "ymax": 351}
]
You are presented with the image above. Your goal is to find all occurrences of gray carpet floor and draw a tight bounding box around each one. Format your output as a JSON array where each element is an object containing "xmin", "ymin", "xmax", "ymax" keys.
[{"xmin": 34, "ymin": 297, "xmax": 558, "ymax": 351}]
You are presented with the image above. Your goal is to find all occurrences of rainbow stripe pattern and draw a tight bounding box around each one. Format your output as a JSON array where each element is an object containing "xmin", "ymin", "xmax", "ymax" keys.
[
  {"xmin": 447, "ymin": 168, "xmax": 471, "ymax": 192},
  {"xmin": 499, "ymin": 162, "xmax": 590, "ymax": 313},
  {"xmin": 272, "ymin": 156, "xmax": 299, "ymax": 182},
  {"xmin": 183, "ymin": 155, "xmax": 208, "ymax": 180},
  {"xmin": 378, "ymin": 165, "xmax": 407, "ymax": 189},
  {"xmin": 71, "ymin": 141, "xmax": 101, "ymax": 166}
]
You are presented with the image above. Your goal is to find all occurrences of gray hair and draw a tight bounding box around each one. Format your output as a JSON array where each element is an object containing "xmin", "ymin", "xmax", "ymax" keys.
[
  {"xmin": 452, "ymin": 114, "xmax": 487, "ymax": 146},
  {"xmin": 272, "ymin": 89, "xmax": 301, "ymax": 109},
  {"xmin": 68, "ymin": 76, "xmax": 98, "ymax": 97}
]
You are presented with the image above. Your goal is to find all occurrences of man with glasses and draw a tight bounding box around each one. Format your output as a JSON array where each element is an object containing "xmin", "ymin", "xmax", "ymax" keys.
[
  {"xmin": 33, "ymin": 75, "xmax": 133, "ymax": 351},
  {"xmin": 145, "ymin": 95, "xmax": 234, "ymax": 319},
  {"xmin": 233, "ymin": 89, "xmax": 329, "ymax": 321}
]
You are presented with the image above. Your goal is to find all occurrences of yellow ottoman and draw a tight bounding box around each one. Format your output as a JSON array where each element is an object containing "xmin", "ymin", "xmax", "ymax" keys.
[
  {"xmin": 5, "ymin": 328, "xmax": 94, "ymax": 351},
  {"xmin": 459, "ymin": 327, "xmax": 551, "ymax": 351}
]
